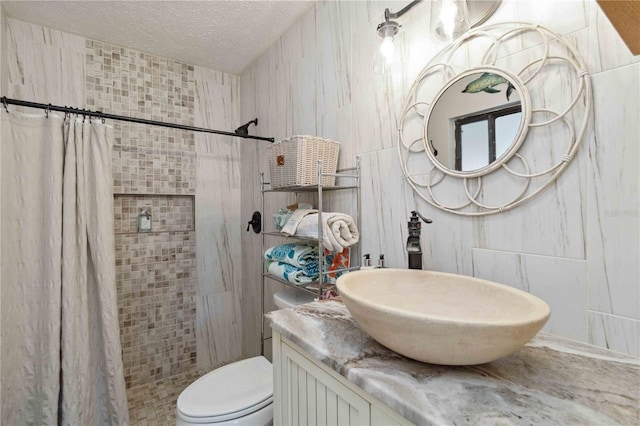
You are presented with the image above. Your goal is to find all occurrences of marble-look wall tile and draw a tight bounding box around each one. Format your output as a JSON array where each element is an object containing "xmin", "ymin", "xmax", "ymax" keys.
[
  {"xmin": 317, "ymin": 104, "xmax": 354, "ymax": 169},
  {"xmin": 290, "ymin": 58, "xmax": 318, "ymax": 135},
  {"xmin": 360, "ymin": 150, "xmax": 410, "ymax": 269},
  {"xmin": 351, "ymin": 19, "xmax": 403, "ymax": 155},
  {"xmin": 8, "ymin": 17, "xmax": 86, "ymax": 53},
  {"xmin": 194, "ymin": 66, "xmax": 240, "ymax": 157},
  {"xmin": 1, "ymin": 11, "xmax": 8, "ymax": 96},
  {"xmin": 472, "ymin": 249, "xmax": 587, "ymax": 342},
  {"xmin": 587, "ymin": 64, "xmax": 640, "ymax": 320},
  {"xmin": 238, "ymin": 69, "xmax": 271, "ymax": 356},
  {"xmin": 474, "ymin": 144, "xmax": 588, "ymax": 259},
  {"xmin": 193, "ymin": 66, "xmax": 243, "ymax": 368},
  {"xmin": 239, "ymin": 150, "xmax": 263, "ymax": 356},
  {"xmin": 238, "ymin": 6, "xmax": 321, "ymax": 358},
  {"xmin": 316, "ymin": 0, "xmax": 352, "ymax": 116},
  {"xmin": 196, "ymin": 293, "xmax": 242, "ymax": 367},
  {"xmin": 240, "ymin": 64, "xmax": 267, "ymax": 357},
  {"xmin": 410, "ymin": 189, "xmax": 475, "ymax": 276},
  {"xmin": 490, "ymin": 0, "xmax": 589, "ymax": 36},
  {"xmin": 588, "ymin": 312, "xmax": 640, "ymax": 357},
  {"xmin": 194, "ymin": 154, "xmax": 241, "ymax": 297},
  {"xmin": 6, "ymin": 18, "xmax": 85, "ymax": 106}
]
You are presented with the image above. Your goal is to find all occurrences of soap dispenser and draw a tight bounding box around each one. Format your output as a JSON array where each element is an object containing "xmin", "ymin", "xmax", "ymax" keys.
[{"xmin": 361, "ymin": 253, "xmax": 374, "ymax": 270}]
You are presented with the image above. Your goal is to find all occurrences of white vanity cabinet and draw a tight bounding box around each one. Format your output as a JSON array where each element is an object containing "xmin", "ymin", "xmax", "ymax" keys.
[{"xmin": 272, "ymin": 331, "xmax": 413, "ymax": 426}]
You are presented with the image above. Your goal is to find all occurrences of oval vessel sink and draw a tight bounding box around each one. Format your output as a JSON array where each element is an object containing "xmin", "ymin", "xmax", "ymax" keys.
[{"xmin": 337, "ymin": 269, "xmax": 550, "ymax": 365}]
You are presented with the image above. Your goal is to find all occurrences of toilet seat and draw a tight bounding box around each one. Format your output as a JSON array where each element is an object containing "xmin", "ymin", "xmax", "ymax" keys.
[{"xmin": 176, "ymin": 356, "xmax": 273, "ymax": 423}]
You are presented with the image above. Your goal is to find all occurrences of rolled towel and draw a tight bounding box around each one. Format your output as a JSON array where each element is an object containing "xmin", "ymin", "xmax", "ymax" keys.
[
  {"xmin": 264, "ymin": 243, "xmax": 319, "ymax": 276},
  {"xmin": 283, "ymin": 212, "xmax": 359, "ymax": 252},
  {"xmin": 266, "ymin": 261, "xmax": 316, "ymax": 285}
]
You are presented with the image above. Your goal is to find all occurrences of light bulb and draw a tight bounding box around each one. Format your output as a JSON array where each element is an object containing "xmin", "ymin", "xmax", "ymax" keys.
[
  {"xmin": 380, "ymin": 36, "xmax": 395, "ymax": 64},
  {"xmin": 433, "ymin": 0, "xmax": 470, "ymax": 42},
  {"xmin": 439, "ymin": 0, "xmax": 458, "ymax": 40}
]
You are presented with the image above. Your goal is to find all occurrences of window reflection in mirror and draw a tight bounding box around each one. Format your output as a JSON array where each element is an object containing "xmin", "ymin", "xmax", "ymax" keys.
[
  {"xmin": 427, "ymin": 71, "xmax": 523, "ymax": 173},
  {"xmin": 455, "ymin": 105, "xmax": 522, "ymax": 171}
]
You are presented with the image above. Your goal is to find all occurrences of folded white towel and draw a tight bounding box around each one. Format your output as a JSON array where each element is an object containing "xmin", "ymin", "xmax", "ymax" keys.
[
  {"xmin": 282, "ymin": 211, "xmax": 359, "ymax": 252},
  {"xmin": 280, "ymin": 209, "xmax": 317, "ymax": 236}
]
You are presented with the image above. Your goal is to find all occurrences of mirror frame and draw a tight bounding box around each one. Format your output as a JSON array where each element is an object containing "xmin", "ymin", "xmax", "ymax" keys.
[
  {"xmin": 397, "ymin": 22, "xmax": 592, "ymax": 216},
  {"xmin": 424, "ymin": 66, "xmax": 531, "ymax": 177}
]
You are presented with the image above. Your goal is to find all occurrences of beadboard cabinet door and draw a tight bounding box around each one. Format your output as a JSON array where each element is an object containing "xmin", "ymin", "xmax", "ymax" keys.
[
  {"xmin": 279, "ymin": 339, "xmax": 370, "ymax": 425},
  {"xmin": 273, "ymin": 332, "xmax": 413, "ymax": 426}
]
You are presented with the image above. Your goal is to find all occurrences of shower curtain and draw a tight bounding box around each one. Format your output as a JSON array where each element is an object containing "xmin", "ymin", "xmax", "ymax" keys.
[{"xmin": 1, "ymin": 112, "xmax": 129, "ymax": 425}]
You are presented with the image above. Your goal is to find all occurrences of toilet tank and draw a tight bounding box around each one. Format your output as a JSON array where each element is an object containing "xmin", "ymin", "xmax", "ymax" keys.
[{"xmin": 273, "ymin": 288, "xmax": 314, "ymax": 309}]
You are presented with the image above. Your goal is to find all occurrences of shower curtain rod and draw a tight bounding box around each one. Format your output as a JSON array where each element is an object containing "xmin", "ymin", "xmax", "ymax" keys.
[{"xmin": 1, "ymin": 96, "xmax": 275, "ymax": 143}]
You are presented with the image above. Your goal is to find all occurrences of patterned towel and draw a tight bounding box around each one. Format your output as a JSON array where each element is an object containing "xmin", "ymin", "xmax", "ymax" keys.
[
  {"xmin": 266, "ymin": 261, "xmax": 316, "ymax": 285},
  {"xmin": 264, "ymin": 243, "xmax": 319, "ymax": 276}
]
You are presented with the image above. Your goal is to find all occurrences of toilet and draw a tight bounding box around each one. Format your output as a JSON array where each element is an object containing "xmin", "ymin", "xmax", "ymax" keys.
[{"xmin": 176, "ymin": 288, "xmax": 314, "ymax": 425}]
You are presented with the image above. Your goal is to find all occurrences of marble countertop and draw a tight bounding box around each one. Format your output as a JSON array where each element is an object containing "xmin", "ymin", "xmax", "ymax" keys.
[{"xmin": 266, "ymin": 300, "xmax": 640, "ymax": 425}]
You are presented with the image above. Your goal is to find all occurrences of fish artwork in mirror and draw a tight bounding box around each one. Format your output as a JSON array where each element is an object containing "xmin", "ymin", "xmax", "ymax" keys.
[
  {"xmin": 398, "ymin": 23, "xmax": 592, "ymax": 216},
  {"xmin": 425, "ymin": 68, "xmax": 528, "ymax": 174}
]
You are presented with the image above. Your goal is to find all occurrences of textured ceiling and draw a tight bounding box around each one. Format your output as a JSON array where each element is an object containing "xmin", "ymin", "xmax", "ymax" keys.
[{"xmin": 1, "ymin": 0, "xmax": 316, "ymax": 74}]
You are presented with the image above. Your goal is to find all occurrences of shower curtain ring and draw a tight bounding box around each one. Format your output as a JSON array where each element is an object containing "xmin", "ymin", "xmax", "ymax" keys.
[
  {"xmin": 2, "ymin": 97, "xmax": 8, "ymax": 113},
  {"xmin": 46, "ymin": 103, "xmax": 51, "ymax": 118}
]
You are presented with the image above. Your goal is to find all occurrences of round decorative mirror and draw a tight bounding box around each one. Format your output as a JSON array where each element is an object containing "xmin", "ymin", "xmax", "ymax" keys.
[
  {"xmin": 398, "ymin": 23, "xmax": 592, "ymax": 216},
  {"xmin": 425, "ymin": 67, "xmax": 530, "ymax": 176}
]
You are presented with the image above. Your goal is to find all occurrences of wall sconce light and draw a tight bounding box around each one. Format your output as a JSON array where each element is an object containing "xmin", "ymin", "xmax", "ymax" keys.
[
  {"xmin": 374, "ymin": 0, "xmax": 502, "ymax": 73},
  {"xmin": 433, "ymin": 0, "xmax": 471, "ymax": 42},
  {"xmin": 375, "ymin": 1, "xmax": 421, "ymax": 70},
  {"xmin": 377, "ymin": 18, "xmax": 400, "ymax": 65}
]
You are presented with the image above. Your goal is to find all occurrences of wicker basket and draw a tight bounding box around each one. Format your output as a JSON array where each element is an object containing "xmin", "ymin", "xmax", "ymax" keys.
[{"xmin": 267, "ymin": 135, "xmax": 340, "ymax": 188}]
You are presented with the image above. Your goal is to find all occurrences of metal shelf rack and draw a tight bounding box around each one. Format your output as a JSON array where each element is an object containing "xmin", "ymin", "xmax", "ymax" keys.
[{"xmin": 259, "ymin": 157, "xmax": 361, "ymax": 354}]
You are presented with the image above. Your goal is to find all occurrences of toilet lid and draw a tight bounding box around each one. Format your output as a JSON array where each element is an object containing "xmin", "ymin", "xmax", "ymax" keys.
[{"xmin": 177, "ymin": 356, "xmax": 273, "ymax": 420}]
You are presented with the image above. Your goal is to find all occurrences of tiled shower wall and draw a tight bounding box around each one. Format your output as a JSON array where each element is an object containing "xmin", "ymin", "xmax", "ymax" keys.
[
  {"xmin": 88, "ymin": 40, "xmax": 198, "ymax": 388},
  {"xmin": 86, "ymin": 40, "xmax": 196, "ymax": 195},
  {"xmin": 113, "ymin": 196, "xmax": 196, "ymax": 387},
  {"xmin": 5, "ymin": 17, "xmax": 243, "ymax": 388}
]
